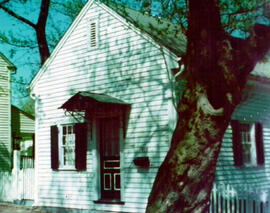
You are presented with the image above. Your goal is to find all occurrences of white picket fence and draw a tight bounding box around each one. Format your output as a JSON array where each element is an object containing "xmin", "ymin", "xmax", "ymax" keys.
[
  {"xmin": 20, "ymin": 168, "xmax": 35, "ymax": 200},
  {"xmin": 209, "ymin": 183, "xmax": 269, "ymax": 213},
  {"xmin": 0, "ymin": 151, "xmax": 35, "ymax": 202}
]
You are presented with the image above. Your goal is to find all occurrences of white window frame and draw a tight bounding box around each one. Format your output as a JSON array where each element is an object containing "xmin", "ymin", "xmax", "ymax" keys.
[
  {"xmin": 239, "ymin": 123, "xmax": 257, "ymax": 167},
  {"xmin": 58, "ymin": 123, "xmax": 76, "ymax": 170}
]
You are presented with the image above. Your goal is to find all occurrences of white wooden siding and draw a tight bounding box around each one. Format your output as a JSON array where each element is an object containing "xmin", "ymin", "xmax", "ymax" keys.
[
  {"xmin": 33, "ymin": 2, "xmax": 176, "ymax": 212},
  {"xmin": 0, "ymin": 55, "xmax": 11, "ymax": 171}
]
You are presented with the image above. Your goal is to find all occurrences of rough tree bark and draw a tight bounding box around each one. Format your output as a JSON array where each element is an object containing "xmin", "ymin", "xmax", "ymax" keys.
[{"xmin": 146, "ymin": 0, "xmax": 270, "ymax": 212}]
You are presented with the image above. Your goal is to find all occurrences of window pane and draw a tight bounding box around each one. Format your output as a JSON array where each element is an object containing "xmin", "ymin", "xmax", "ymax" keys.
[
  {"xmin": 61, "ymin": 125, "xmax": 75, "ymax": 167},
  {"xmin": 240, "ymin": 123, "xmax": 254, "ymax": 165},
  {"xmin": 64, "ymin": 146, "xmax": 75, "ymax": 166},
  {"xmin": 68, "ymin": 126, "xmax": 73, "ymax": 134},
  {"xmin": 66, "ymin": 134, "xmax": 75, "ymax": 145}
]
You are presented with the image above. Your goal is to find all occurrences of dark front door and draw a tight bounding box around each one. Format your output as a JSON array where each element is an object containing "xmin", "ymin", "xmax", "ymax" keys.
[{"xmin": 99, "ymin": 117, "xmax": 121, "ymax": 201}]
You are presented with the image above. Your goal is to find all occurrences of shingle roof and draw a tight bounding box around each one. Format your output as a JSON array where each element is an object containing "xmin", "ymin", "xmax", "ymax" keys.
[{"xmin": 104, "ymin": 1, "xmax": 186, "ymax": 56}]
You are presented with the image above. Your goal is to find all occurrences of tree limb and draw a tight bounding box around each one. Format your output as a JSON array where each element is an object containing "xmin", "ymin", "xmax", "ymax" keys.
[
  {"xmin": 36, "ymin": 0, "xmax": 50, "ymax": 30},
  {"xmin": 249, "ymin": 24, "xmax": 270, "ymax": 63},
  {"xmin": 0, "ymin": 4, "xmax": 36, "ymax": 28},
  {"xmin": 35, "ymin": 0, "xmax": 50, "ymax": 64},
  {"xmin": 221, "ymin": 0, "xmax": 270, "ymax": 17},
  {"xmin": 0, "ymin": 32, "xmax": 37, "ymax": 49},
  {"xmin": 0, "ymin": 0, "xmax": 10, "ymax": 5},
  {"xmin": 171, "ymin": 0, "xmax": 187, "ymax": 34},
  {"xmin": 232, "ymin": 23, "xmax": 270, "ymax": 81}
]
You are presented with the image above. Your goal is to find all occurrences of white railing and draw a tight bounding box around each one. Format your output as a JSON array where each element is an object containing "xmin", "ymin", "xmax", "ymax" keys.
[{"xmin": 209, "ymin": 183, "xmax": 269, "ymax": 213}]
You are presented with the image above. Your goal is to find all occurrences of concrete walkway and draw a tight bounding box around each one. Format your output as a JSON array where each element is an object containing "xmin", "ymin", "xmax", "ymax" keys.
[
  {"xmin": 0, "ymin": 202, "xmax": 117, "ymax": 213},
  {"xmin": 0, "ymin": 202, "xmax": 50, "ymax": 213}
]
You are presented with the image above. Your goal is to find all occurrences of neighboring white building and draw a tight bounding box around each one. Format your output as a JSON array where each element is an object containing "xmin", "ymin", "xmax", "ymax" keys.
[
  {"xmin": 30, "ymin": 1, "xmax": 270, "ymax": 212},
  {"xmin": 0, "ymin": 53, "xmax": 35, "ymax": 203},
  {"xmin": 0, "ymin": 53, "xmax": 16, "ymax": 171}
]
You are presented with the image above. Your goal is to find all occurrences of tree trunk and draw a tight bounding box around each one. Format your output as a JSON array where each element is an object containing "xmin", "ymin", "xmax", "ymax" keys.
[
  {"xmin": 146, "ymin": 82, "xmax": 234, "ymax": 213},
  {"xmin": 146, "ymin": 0, "xmax": 270, "ymax": 212}
]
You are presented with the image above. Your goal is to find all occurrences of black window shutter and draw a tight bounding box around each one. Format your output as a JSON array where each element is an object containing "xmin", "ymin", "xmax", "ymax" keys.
[
  {"xmin": 75, "ymin": 123, "xmax": 88, "ymax": 171},
  {"xmin": 51, "ymin": 125, "xmax": 59, "ymax": 170},
  {"xmin": 231, "ymin": 120, "xmax": 243, "ymax": 167},
  {"xmin": 255, "ymin": 123, "xmax": 264, "ymax": 165}
]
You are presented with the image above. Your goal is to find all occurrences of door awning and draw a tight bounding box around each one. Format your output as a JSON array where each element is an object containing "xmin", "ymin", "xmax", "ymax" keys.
[{"xmin": 60, "ymin": 92, "xmax": 130, "ymax": 113}]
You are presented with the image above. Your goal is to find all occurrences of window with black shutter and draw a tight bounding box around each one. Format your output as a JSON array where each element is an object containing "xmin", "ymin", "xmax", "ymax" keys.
[
  {"xmin": 50, "ymin": 123, "xmax": 88, "ymax": 171},
  {"xmin": 231, "ymin": 120, "xmax": 264, "ymax": 167}
]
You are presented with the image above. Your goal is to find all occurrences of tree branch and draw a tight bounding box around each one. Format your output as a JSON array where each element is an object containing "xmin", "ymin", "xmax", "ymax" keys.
[
  {"xmin": 0, "ymin": 32, "xmax": 37, "ymax": 49},
  {"xmin": 0, "ymin": 37, "xmax": 37, "ymax": 49},
  {"xmin": 0, "ymin": 0, "xmax": 10, "ymax": 5},
  {"xmin": 36, "ymin": 0, "xmax": 50, "ymax": 64},
  {"xmin": 238, "ymin": 24, "xmax": 270, "ymax": 78},
  {"xmin": 171, "ymin": 0, "xmax": 187, "ymax": 34},
  {"xmin": 249, "ymin": 24, "xmax": 270, "ymax": 62},
  {"xmin": 0, "ymin": 5, "xmax": 36, "ymax": 28},
  {"xmin": 36, "ymin": 0, "xmax": 50, "ymax": 30},
  {"xmin": 221, "ymin": 0, "xmax": 270, "ymax": 17}
]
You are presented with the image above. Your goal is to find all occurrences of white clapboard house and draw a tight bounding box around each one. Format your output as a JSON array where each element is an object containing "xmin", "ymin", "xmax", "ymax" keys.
[{"xmin": 29, "ymin": 1, "xmax": 270, "ymax": 212}]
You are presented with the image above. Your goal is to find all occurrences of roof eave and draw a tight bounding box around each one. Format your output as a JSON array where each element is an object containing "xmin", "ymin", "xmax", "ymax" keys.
[
  {"xmin": 0, "ymin": 53, "xmax": 17, "ymax": 72},
  {"xmin": 29, "ymin": 0, "xmax": 95, "ymax": 92}
]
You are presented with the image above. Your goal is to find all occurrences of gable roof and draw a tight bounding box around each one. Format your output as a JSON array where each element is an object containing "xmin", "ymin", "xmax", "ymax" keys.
[
  {"xmin": 30, "ymin": 0, "xmax": 95, "ymax": 91},
  {"xmin": 29, "ymin": 0, "xmax": 184, "ymax": 91},
  {"xmin": 30, "ymin": 0, "xmax": 270, "ymax": 91}
]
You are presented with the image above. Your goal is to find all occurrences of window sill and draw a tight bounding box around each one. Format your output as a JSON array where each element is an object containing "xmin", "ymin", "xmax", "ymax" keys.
[
  {"xmin": 237, "ymin": 163, "xmax": 264, "ymax": 169},
  {"xmin": 94, "ymin": 200, "xmax": 125, "ymax": 205},
  {"xmin": 58, "ymin": 167, "xmax": 76, "ymax": 171}
]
